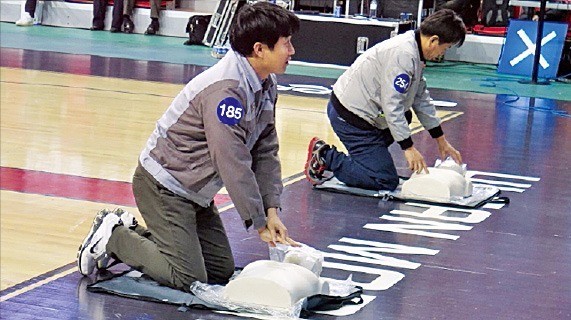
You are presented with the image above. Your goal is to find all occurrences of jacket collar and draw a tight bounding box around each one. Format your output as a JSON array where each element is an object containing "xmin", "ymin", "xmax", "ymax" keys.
[
  {"xmin": 414, "ymin": 29, "xmax": 426, "ymax": 63},
  {"xmin": 230, "ymin": 49, "xmax": 275, "ymax": 93}
]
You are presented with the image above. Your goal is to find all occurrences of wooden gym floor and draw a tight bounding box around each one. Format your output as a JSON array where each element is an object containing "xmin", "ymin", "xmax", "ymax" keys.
[{"xmin": 1, "ymin": 23, "xmax": 571, "ymax": 320}]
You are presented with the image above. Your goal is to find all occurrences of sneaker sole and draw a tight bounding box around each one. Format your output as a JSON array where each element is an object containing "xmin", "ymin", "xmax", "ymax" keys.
[
  {"xmin": 304, "ymin": 137, "xmax": 326, "ymax": 186},
  {"xmin": 77, "ymin": 239, "xmax": 94, "ymax": 276}
]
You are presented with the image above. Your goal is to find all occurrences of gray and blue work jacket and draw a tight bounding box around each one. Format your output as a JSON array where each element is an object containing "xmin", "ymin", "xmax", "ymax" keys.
[
  {"xmin": 139, "ymin": 49, "xmax": 282, "ymax": 230},
  {"xmin": 332, "ymin": 30, "xmax": 444, "ymax": 149}
]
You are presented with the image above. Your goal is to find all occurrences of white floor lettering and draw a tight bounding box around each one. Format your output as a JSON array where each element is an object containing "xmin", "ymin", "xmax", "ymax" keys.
[
  {"xmin": 393, "ymin": 203, "xmax": 492, "ymax": 224},
  {"xmin": 321, "ymin": 262, "xmax": 405, "ymax": 291},
  {"xmin": 317, "ymin": 170, "xmax": 540, "ymax": 299},
  {"xmin": 325, "ymin": 247, "xmax": 421, "ymax": 269},
  {"xmin": 338, "ymin": 237, "xmax": 440, "ymax": 255},
  {"xmin": 466, "ymin": 170, "xmax": 540, "ymax": 182},
  {"xmin": 365, "ymin": 215, "xmax": 472, "ymax": 240},
  {"xmin": 469, "ymin": 178, "xmax": 532, "ymax": 188}
]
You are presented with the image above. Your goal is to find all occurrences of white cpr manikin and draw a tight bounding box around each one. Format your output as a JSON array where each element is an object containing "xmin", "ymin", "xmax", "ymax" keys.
[
  {"xmin": 224, "ymin": 260, "xmax": 326, "ymax": 308},
  {"xmin": 402, "ymin": 160, "xmax": 473, "ymax": 200}
]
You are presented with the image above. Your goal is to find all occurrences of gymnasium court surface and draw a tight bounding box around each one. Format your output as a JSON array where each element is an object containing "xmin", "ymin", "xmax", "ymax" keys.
[{"xmin": 1, "ymin": 22, "xmax": 570, "ymax": 319}]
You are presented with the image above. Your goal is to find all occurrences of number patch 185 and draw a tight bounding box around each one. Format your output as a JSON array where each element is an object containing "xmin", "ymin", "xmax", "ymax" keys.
[{"xmin": 217, "ymin": 97, "xmax": 244, "ymax": 125}]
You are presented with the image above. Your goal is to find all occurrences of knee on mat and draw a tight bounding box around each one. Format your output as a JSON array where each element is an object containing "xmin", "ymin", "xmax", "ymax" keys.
[
  {"xmin": 207, "ymin": 262, "xmax": 235, "ymax": 285},
  {"xmin": 170, "ymin": 269, "xmax": 208, "ymax": 292},
  {"xmin": 382, "ymin": 176, "xmax": 400, "ymax": 191},
  {"xmin": 171, "ymin": 261, "xmax": 235, "ymax": 289}
]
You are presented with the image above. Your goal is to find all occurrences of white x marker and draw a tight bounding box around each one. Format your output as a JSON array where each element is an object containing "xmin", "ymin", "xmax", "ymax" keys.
[{"xmin": 509, "ymin": 29, "xmax": 557, "ymax": 69}]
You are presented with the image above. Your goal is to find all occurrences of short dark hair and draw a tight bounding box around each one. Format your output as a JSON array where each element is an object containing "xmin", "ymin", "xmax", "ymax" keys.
[
  {"xmin": 420, "ymin": 9, "xmax": 466, "ymax": 47},
  {"xmin": 229, "ymin": 2, "xmax": 300, "ymax": 56}
]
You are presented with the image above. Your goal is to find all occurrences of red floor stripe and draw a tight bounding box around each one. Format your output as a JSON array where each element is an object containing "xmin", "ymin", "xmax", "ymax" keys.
[{"xmin": 0, "ymin": 167, "xmax": 231, "ymax": 207}]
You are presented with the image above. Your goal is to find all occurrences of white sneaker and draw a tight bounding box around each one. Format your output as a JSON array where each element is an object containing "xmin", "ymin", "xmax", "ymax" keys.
[
  {"xmin": 15, "ymin": 12, "xmax": 34, "ymax": 26},
  {"xmin": 77, "ymin": 210, "xmax": 122, "ymax": 276},
  {"xmin": 113, "ymin": 208, "xmax": 138, "ymax": 229},
  {"xmin": 94, "ymin": 208, "xmax": 137, "ymax": 271}
]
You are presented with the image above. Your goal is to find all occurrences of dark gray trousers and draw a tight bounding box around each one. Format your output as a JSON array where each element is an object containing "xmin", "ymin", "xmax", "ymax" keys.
[
  {"xmin": 92, "ymin": 0, "xmax": 124, "ymax": 29},
  {"xmin": 24, "ymin": 0, "xmax": 37, "ymax": 16},
  {"xmin": 107, "ymin": 163, "xmax": 235, "ymax": 292},
  {"xmin": 123, "ymin": 0, "xmax": 161, "ymax": 19}
]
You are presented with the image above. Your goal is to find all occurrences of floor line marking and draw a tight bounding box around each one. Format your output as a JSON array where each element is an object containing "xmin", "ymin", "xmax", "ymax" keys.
[
  {"xmin": 1, "ymin": 267, "xmax": 76, "ymax": 302},
  {"xmin": 0, "ymin": 171, "xmax": 306, "ymax": 301}
]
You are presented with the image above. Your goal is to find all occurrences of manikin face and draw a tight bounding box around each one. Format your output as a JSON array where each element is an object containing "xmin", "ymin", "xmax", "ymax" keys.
[
  {"xmin": 259, "ymin": 36, "xmax": 295, "ymax": 75},
  {"xmin": 424, "ymin": 36, "xmax": 454, "ymax": 61}
]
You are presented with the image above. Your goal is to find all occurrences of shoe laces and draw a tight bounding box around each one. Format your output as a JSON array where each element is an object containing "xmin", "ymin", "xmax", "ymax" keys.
[
  {"xmin": 90, "ymin": 215, "xmax": 122, "ymax": 260},
  {"xmin": 309, "ymin": 155, "xmax": 327, "ymax": 179},
  {"xmin": 113, "ymin": 208, "xmax": 138, "ymax": 228}
]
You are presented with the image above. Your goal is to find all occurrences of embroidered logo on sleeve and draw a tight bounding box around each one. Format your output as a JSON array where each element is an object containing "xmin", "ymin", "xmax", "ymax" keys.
[
  {"xmin": 217, "ymin": 97, "xmax": 244, "ymax": 125},
  {"xmin": 393, "ymin": 73, "xmax": 411, "ymax": 93}
]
